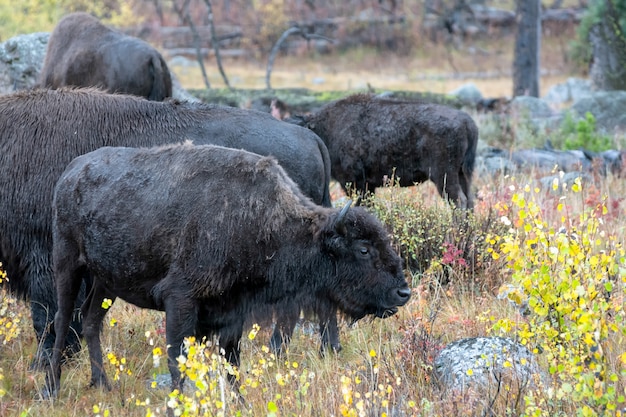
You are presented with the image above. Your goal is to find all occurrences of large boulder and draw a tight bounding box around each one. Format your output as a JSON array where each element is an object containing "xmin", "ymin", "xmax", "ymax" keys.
[
  {"xmin": 509, "ymin": 96, "xmax": 553, "ymax": 119},
  {"xmin": 434, "ymin": 336, "xmax": 544, "ymax": 393},
  {"xmin": 543, "ymin": 77, "xmax": 592, "ymax": 107},
  {"xmin": 448, "ymin": 82, "xmax": 483, "ymax": 106},
  {"xmin": 0, "ymin": 32, "xmax": 49, "ymax": 94},
  {"xmin": 571, "ymin": 91, "xmax": 626, "ymax": 134}
]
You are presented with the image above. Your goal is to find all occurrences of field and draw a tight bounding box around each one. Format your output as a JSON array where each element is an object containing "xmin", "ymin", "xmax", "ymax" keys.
[
  {"xmin": 2, "ymin": 31, "xmax": 626, "ymax": 417},
  {"xmin": 171, "ymin": 29, "xmax": 578, "ymax": 98}
]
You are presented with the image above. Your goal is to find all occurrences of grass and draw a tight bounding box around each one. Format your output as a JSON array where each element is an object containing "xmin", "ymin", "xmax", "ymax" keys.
[
  {"xmin": 3, "ymin": 29, "xmax": 626, "ymax": 417},
  {"xmin": 2, "ymin": 167, "xmax": 625, "ymax": 416},
  {"xmin": 171, "ymin": 29, "xmax": 578, "ymax": 98}
]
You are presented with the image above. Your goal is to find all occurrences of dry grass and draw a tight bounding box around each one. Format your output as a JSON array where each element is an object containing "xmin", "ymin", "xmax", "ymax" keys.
[
  {"xmin": 2, "ymin": 168, "xmax": 625, "ymax": 416},
  {"xmin": 171, "ymin": 31, "xmax": 579, "ymax": 98},
  {"xmin": 4, "ymin": 31, "xmax": 624, "ymax": 416}
]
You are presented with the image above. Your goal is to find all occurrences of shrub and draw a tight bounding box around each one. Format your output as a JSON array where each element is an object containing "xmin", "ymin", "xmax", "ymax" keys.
[
  {"xmin": 487, "ymin": 179, "xmax": 626, "ymax": 416},
  {"xmin": 551, "ymin": 111, "xmax": 613, "ymax": 153},
  {"xmin": 363, "ymin": 179, "xmax": 508, "ymax": 289}
]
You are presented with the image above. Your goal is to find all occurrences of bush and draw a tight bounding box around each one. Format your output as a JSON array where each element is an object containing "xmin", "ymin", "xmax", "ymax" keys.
[
  {"xmin": 488, "ymin": 179, "xmax": 626, "ymax": 416},
  {"xmin": 551, "ymin": 111, "xmax": 613, "ymax": 152},
  {"xmin": 361, "ymin": 179, "xmax": 508, "ymax": 289}
]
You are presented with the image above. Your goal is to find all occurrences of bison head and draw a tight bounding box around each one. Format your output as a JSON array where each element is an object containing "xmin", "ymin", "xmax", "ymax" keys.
[{"xmin": 321, "ymin": 201, "xmax": 410, "ymax": 321}]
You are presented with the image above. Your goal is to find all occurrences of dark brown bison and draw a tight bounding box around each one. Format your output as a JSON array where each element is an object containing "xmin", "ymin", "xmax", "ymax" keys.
[
  {"xmin": 0, "ymin": 87, "xmax": 332, "ymax": 369},
  {"xmin": 44, "ymin": 143, "xmax": 410, "ymax": 396},
  {"xmin": 40, "ymin": 12, "xmax": 172, "ymax": 101},
  {"xmin": 290, "ymin": 93, "xmax": 479, "ymax": 209}
]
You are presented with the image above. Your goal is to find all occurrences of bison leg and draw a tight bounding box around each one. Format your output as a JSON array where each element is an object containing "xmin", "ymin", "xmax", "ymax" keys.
[
  {"xmin": 319, "ymin": 307, "xmax": 341, "ymax": 355},
  {"xmin": 269, "ymin": 303, "xmax": 300, "ymax": 355},
  {"xmin": 459, "ymin": 170, "xmax": 473, "ymax": 209},
  {"xmin": 29, "ymin": 264, "xmax": 84, "ymax": 371},
  {"xmin": 82, "ymin": 282, "xmax": 114, "ymax": 390},
  {"xmin": 42, "ymin": 245, "xmax": 86, "ymax": 398},
  {"xmin": 164, "ymin": 296, "xmax": 199, "ymax": 392},
  {"xmin": 437, "ymin": 174, "xmax": 468, "ymax": 210},
  {"xmin": 219, "ymin": 321, "xmax": 244, "ymax": 387}
]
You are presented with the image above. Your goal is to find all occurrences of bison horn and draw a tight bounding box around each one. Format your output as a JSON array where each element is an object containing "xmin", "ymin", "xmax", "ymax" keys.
[{"xmin": 333, "ymin": 200, "xmax": 352, "ymax": 235}]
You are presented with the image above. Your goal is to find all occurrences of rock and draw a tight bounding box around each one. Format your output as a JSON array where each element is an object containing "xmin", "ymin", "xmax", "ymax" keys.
[
  {"xmin": 543, "ymin": 77, "xmax": 592, "ymax": 107},
  {"xmin": 448, "ymin": 82, "xmax": 483, "ymax": 105},
  {"xmin": 509, "ymin": 96, "xmax": 553, "ymax": 119},
  {"xmin": 434, "ymin": 336, "xmax": 544, "ymax": 393},
  {"xmin": 474, "ymin": 146, "xmax": 515, "ymax": 176},
  {"xmin": 571, "ymin": 91, "xmax": 626, "ymax": 134},
  {"xmin": 0, "ymin": 32, "xmax": 49, "ymax": 94},
  {"xmin": 538, "ymin": 171, "xmax": 593, "ymax": 191}
]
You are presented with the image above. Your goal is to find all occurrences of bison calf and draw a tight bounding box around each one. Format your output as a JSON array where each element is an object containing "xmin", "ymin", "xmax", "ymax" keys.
[
  {"xmin": 45, "ymin": 143, "xmax": 410, "ymax": 397},
  {"xmin": 40, "ymin": 12, "xmax": 172, "ymax": 101},
  {"xmin": 290, "ymin": 93, "xmax": 479, "ymax": 209}
]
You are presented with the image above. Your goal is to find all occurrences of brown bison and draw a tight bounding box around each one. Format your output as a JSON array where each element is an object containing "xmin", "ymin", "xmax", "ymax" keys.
[
  {"xmin": 290, "ymin": 93, "xmax": 479, "ymax": 209},
  {"xmin": 40, "ymin": 12, "xmax": 172, "ymax": 101},
  {"xmin": 44, "ymin": 143, "xmax": 410, "ymax": 396},
  {"xmin": 0, "ymin": 87, "xmax": 332, "ymax": 369}
]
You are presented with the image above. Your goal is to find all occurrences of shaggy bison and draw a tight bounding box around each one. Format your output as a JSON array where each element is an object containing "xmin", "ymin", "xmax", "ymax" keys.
[
  {"xmin": 290, "ymin": 93, "xmax": 479, "ymax": 209},
  {"xmin": 44, "ymin": 143, "xmax": 410, "ymax": 395},
  {"xmin": 0, "ymin": 87, "xmax": 332, "ymax": 368},
  {"xmin": 40, "ymin": 12, "xmax": 172, "ymax": 101}
]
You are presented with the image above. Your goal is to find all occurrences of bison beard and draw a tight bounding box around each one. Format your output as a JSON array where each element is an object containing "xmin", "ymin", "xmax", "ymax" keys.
[
  {"xmin": 0, "ymin": 87, "xmax": 332, "ymax": 369},
  {"xmin": 289, "ymin": 93, "xmax": 479, "ymax": 209},
  {"xmin": 44, "ymin": 143, "xmax": 410, "ymax": 397},
  {"xmin": 40, "ymin": 12, "xmax": 172, "ymax": 101}
]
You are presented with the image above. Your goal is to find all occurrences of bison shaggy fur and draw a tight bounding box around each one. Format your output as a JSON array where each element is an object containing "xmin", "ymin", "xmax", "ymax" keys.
[
  {"xmin": 40, "ymin": 12, "xmax": 172, "ymax": 101},
  {"xmin": 0, "ymin": 87, "xmax": 331, "ymax": 368},
  {"xmin": 44, "ymin": 143, "xmax": 410, "ymax": 395},
  {"xmin": 291, "ymin": 93, "xmax": 479, "ymax": 209}
]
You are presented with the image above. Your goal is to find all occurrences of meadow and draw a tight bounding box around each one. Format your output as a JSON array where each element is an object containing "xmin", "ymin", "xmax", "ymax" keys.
[{"xmin": 1, "ymin": 31, "xmax": 626, "ymax": 416}]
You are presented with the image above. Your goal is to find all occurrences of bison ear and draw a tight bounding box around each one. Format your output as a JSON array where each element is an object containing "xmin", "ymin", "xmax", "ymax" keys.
[{"xmin": 333, "ymin": 200, "xmax": 352, "ymax": 236}]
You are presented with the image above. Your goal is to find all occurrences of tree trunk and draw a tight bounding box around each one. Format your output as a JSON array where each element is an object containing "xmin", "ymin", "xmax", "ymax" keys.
[
  {"xmin": 589, "ymin": 0, "xmax": 626, "ymax": 91},
  {"xmin": 512, "ymin": 0, "xmax": 541, "ymax": 97}
]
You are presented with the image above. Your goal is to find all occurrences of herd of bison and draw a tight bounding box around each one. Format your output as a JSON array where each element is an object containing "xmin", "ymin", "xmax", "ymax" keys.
[{"xmin": 3, "ymin": 11, "xmax": 545, "ymax": 402}]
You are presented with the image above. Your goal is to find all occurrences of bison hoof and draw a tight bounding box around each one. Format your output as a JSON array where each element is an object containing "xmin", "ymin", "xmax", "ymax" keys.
[
  {"xmin": 319, "ymin": 343, "xmax": 342, "ymax": 358},
  {"xmin": 89, "ymin": 377, "xmax": 112, "ymax": 391},
  {"xmin": 39, "ymin": 384, "xmax": 58, "ymax": 401}
]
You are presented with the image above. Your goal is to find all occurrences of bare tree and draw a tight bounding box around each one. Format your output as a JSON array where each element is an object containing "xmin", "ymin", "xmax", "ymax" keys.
[
  {"xmin": 172, "ymin": 0, "xmax": 211, "ymax": 88},
  {"xmin": 265, "ymin": 27, "xmax": 333, "ymax": 90},
  {"xmin": 202, "ymin": 0, "xmax": 231, "ymax": 90},
  {"xmin": 512, "ymin": 0, "xmax": 541, "ymax": 97}
]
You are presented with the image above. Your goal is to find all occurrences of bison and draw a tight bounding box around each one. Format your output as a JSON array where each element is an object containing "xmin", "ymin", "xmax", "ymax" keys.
[
  {"xmin": 40, "ymin": 12, "xmax": 172, "ymax": 101},
  {"xmin": 0, "ymin": 87, "xmax": 332, "ymax": 368},
  {"xmin": 289, "ymin": 93, "xmax": 479, "ymax": 209},
  {"xmin": 44, "ymin": 143, "xmax": 411, "ymax": 396}
]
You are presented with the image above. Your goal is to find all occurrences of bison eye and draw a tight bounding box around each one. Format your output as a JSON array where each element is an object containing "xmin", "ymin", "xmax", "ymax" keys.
[{"xmin": 359, "ymin": 246, "xmax": 369, "ymax": 256}]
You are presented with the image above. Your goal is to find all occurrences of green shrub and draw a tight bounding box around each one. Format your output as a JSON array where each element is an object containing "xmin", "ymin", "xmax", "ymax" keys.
[{"xmin": 553, "ymin": 112, "xmax": 613, "ymax": 152}]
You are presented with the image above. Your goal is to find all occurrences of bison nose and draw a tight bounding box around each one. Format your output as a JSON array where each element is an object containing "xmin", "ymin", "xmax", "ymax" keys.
[{"xmin": 396, "ymin": 287, "xmax": 411, "ymax": 304}]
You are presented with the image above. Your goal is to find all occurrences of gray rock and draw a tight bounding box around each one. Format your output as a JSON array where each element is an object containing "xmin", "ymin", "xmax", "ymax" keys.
[
  {"xmin": 434, "ymin": 336, "xmax": 544, "ymax": 392},
  {"xmin": 448, "ymin": 82, "xmax": 483, "ymax": 105},
  {"xmin": 509, "ymin": 96, "xmax": 553, "ymax": 119},
  {"xmin": 543, "ymin": 77, "xmax": 592, "ymax": 106},
  {"xmin": 474, "ymin": 146, "xmax": 515, "ymax": 176},
  {"xmin": 538, "ymin": 171, "xmax": 593, "ymax": 191},
  {"xmin": 0, "ymin": 32, "xmax": 49, "ymax": 94},
  {"xmin": 571, "ymin": 91, "xmax": 626, "ymax": 134}
]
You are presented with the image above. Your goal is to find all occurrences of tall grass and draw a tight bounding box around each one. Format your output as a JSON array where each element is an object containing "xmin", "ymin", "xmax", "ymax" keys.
[{"xmin": 1, "ymin": 168, "xmax": 625, "ymax": 416}]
